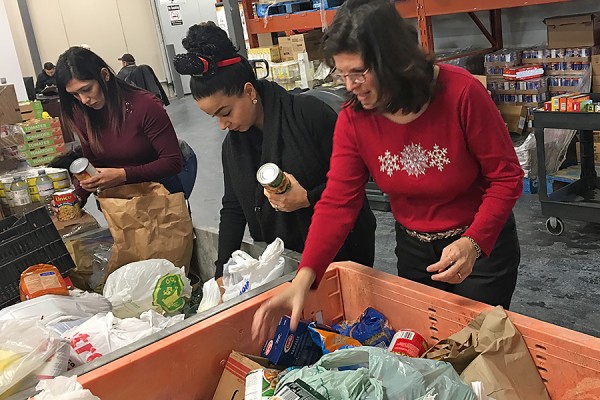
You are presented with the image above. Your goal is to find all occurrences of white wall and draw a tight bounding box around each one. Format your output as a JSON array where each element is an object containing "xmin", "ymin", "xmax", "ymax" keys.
[
  {"xmin": 0, "ymin": 0, "xmax": 27, "ymax": 100},
  {"xmin": 5, "ymin": 0, "xmax": 167, "ymax": 82}
]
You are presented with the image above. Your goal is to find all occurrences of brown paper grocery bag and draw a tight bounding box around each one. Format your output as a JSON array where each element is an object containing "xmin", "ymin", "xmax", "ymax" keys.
[
  {"xmin": 98, "ymin": 182, "xmax": 193, "ymax": 279},
  {"xmin": 425, "ymin": 306, "xmax": 550, "ymax": 400}
]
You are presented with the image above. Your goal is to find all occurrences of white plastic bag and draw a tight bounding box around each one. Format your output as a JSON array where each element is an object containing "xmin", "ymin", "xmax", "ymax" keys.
[
  {"xmin": 62, "ymin": 310, "xmax": 184, "ymax": 368},
  {"xmin": 0, "ymin": 292, "xmax": 112, "ymax": 322},
  {"xmin": 34, "ymin": 375, "xmax": 100, "ymax": 400},
  {"xmin": 0, "ymin": 320, "xmax": 69, "ymax": 397},
  {"xmin": 197, "ymin": 278, "xmax": 221, "ymax": 313},
  {"xmin": 103, "ymin": 259, "xmax": 192, "ymax": 318},
  {"xmin": 222, "ymin": 238, "xmax": 285, "ymax": 302}
]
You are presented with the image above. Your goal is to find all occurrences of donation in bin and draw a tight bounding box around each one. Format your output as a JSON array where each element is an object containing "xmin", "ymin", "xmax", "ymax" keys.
[
  {"xmin": 198, "ymin": 238, "xmax": 286, "ymax": 312},
  {"xmin": 97, "ymin": 182, "xmax": 193, "ymax": 279}
]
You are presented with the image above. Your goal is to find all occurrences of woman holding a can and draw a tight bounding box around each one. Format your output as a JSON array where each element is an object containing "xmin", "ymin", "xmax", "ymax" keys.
[
  {"xmin": 55, "ymin": 47, "xmax": 183, "ymax": 206},
  {"xmin": 173, "ymin": 22, "xmax": 376, "ymax": 287},
  {"xmin": 252, "ymin": 0, "xmax": 523, "ymax": 341}
]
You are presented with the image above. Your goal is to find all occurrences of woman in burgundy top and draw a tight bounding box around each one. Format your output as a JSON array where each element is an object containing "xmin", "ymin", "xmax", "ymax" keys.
[
  {"xmin": 55, "ymin": 47, "xmax": 183, "ymax": 206},
  {"xmin": 253, "ymin": 0, "xmax": 523, "ymax": 340}
]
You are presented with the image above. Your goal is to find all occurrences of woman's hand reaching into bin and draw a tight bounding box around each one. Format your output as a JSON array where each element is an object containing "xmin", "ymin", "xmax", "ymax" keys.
[
  {"xmin": 252, "ymin": 268, "xmax": 316, "ymax": 344},
  {"xmin": 426, "ymin": 237, "xmax": 477, "ymax": 284}
]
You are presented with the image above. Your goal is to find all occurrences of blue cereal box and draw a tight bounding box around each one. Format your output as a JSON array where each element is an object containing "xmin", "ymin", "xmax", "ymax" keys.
[{"xmin": 261, "ymin": 316, "xmax": 322, "ymax": 367}]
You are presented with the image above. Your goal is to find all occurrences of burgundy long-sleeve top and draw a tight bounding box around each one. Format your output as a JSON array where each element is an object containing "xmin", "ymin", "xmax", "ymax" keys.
[
  {"xmin": 299, "ymin": 64, "xmax": 523, "ymax": 285},
  {"xmin": 73, "ymin": 90, "xmax": 182, "ymax": 204}
]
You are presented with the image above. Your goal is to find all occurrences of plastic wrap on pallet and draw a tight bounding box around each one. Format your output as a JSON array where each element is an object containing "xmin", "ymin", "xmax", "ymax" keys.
[
  {"xmin": 437, "ymin": 48, "xmax": 486, "ymax": 75},
  {"xmin": 515, "ymin": 130, "xmax": 575, "ymax": 178}
]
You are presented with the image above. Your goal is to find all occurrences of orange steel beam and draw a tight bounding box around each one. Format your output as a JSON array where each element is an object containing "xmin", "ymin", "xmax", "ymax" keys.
[
  {"xmin": 246, "ymin": 0, "xmax": 572, "ymax": 43},
  {"xmin": 468, "ymin": 12, "xmax": 495, "ymax": 46},
  {"xmin": 414, "ymin": 0, "xmax": 572, "ymax": 17}
]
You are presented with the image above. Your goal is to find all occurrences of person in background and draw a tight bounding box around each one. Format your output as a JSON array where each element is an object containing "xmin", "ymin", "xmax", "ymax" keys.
[
  {"xmin": 55, "ymin": 47, "xmax": 185, "ymax": 206},
  {"xmin": 252, "ymin": 0, "xmax": 523, "ymax": 341},
  {"xmin": 117, "ymin": 53, "xmax": 170, "ymax": 106},
  {"xmin": 174, "ymin": 22, "xmax": 376, "ymax": 291},
  {"xmin": 116, "ymin": 53, "xmax": 137, "ymax": 81},
  {"xmin": 35, "ymin": 62, "xmax": 57, "ymax": 94}
]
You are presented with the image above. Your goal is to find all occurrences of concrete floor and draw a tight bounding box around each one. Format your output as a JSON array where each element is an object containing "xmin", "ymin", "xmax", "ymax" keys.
[{"xmin": 86, "ymin": 95, "xmax": 600, "ymax": 337}]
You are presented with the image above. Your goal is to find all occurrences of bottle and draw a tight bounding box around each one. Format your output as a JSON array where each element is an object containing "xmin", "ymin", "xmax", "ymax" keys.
[
  {"xmin": 10, "ymin": 177, "xmax": 32, "ymax": 214},
  {"xmin": 36, "ymin": 169, "xmax": 55, "ymax": 213}
]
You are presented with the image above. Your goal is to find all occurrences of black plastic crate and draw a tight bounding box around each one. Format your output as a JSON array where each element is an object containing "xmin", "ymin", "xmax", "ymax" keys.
[{"xmin": 0, "ymin": 208, "xmax": 75, "ymax": 308}]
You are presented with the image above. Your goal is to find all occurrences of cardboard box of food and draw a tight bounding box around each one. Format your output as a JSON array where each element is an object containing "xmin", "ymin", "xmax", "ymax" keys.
[
  {"xmin": 20, "ymin": 118, "xmax": 61, "ymax": 134},
  {"xmin": 279, "ymin": 31, "xmax": 324, "ymax": 61},
  {"xmin": 0, "ymin": 85, "xmax": 22, "ymax": 125},
  {"xmin": 544, "ymin": 13, "xmax": 600, "ymax": 48},
  {"xmin": 497, "ymin": 104, "xmax": 529, "ymax": 134},
  {"xmin": 212, "ymin": 352, "xmax": 275, "ymax": 400},
  {"xmin": 261, "ymin": 316, "xmax": 321, "ymax": 367},
  {"xmin": 19, "ymin": 100, "xmax": 44, "ymax": 121}
]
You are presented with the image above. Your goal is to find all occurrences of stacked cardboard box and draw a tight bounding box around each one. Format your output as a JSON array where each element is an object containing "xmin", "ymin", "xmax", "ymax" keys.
[
  {"xmin": 0, "ymin": 85, "xmax": 21, "ymax": 125},
  {"xmin": 19, "ymin": 101, "xmax": 44, "ymax": 122},
  {"xmin": 593, "ymin": 54, "xmax": 600, "ymax": 93},
  {"xmin": 521, "ymin": 47, "xmax": 591, "ymax": 97},
  {"xmin": 18, "ymin": 118, "xmax": 65, "ymax": 167},
  {"xmin": 485, "ymin": 49, "xmax": 548, "ymax": 134},
  {"xmin": 576, "ymin": 131, "xmax": 600, "ymax": 162},
  {"xmin": 278, "ymin": 30, "xmax": 323, "ymax": 62}
]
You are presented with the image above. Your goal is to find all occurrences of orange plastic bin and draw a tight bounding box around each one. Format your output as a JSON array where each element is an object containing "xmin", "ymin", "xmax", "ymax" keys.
[{"xmin": 77, "ymin": 262, "xmax": 600, "ymax": 399}]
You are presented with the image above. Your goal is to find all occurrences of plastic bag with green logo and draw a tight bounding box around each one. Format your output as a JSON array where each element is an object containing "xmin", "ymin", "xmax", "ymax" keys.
[
  {"xmin": 103, "ymin": 259, "xmax": 192, "ymax": 318},
  {"xmin": 276, "ymin": 347, "xmax": 477, "ymax": 400}
]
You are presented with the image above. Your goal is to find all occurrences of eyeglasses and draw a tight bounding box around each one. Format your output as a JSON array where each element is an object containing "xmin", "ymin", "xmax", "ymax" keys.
[{"xmin": 331, "ymin": 68, "xmax": 369, "ymax": 85}]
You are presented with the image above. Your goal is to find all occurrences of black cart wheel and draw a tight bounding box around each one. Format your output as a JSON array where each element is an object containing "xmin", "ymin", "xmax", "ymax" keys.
[{"xmin": 546, "ymin": 217, "xmax": 564, "ymax": 236}]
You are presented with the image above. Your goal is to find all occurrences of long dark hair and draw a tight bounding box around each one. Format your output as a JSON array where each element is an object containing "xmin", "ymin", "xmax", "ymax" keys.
[
  {"xmin": 56, "ymin": 47, "xmax": 139, "ymax": 151},
  {"xmin": 173, "ymin": 22, "xmax": 257, "ymax": 100},
  {"xmin": 323, "ymin": 0, "xmax": 435, "ymax": 114}
]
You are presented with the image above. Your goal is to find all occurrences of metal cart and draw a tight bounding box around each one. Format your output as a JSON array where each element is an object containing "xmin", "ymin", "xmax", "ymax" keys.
[{"xmin": 533, "ymin": 100, "xmax": 600, "ymax": 235}]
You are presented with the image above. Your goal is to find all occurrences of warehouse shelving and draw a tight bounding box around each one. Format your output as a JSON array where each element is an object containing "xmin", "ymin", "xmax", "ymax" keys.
[
  {"xmin": 533, "ymin": 96, "xmax": 600, "ymax": 235},
  {"xmin": 242, "ymin": 0, "xmax": 573, "ymax": 51}
]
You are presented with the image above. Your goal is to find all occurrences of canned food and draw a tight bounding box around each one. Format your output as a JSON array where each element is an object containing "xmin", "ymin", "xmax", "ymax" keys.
[
  {"xmin": 257, "ymin": 163, "xmax": 291, "ymax": 194},
  {"xmin": 388, "ymin": 329, "xmax": 429, "ymax": 358},
  {"xmin": 69, "ymin": 158, "xmax": 97, "ymax": 182},
  {"xmin": 53, "ymin": 189, "xmax": 81, "ymax": 221},
  {"xmin": 0, "ymin": 176, "xmax": 14, "ymax": 207}
]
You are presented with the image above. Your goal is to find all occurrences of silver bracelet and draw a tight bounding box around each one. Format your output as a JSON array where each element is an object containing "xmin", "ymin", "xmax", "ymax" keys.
[{"xmin": 464, "ymin": 236, "xmax": 482, "ymax": 259}]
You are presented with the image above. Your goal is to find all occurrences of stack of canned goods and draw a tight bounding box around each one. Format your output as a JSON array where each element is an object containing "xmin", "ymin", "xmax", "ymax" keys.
[
  {"xmin": 484, "ymin": 49, "xmax": 522, "ymax": 63},
  {"xmin": 0, "ymin": 168, "xmax": 71, "ymax": 215}
]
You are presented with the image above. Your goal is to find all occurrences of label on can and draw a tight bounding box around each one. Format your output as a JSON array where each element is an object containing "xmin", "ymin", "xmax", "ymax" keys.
[
  {"xmin": 388, "ymin": 329, "xmax": 429, "ymax": 358},
  {"xmin": 53, "ymin": 190, "xmax": 81, "ymax": 221},
  {"xmin": 257, "ymin": 163, "xmax": 291, "ymax": 194},
  {"xmin": 12, "ymin": 188, "xmax": 32, "ymax": 206},
  {"xmin": 53, "ymin": 178, "xmax": 71, "ymax": 190}
]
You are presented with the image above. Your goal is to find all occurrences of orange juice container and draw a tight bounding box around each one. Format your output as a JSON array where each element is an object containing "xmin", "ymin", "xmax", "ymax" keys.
[{"xmin": 20, "ymin": 264, "xmax": 69, "ymax": 301}]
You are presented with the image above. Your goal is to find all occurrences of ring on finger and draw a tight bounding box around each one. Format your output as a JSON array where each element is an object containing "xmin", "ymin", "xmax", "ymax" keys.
[
  {"xmin": 447, "ymin": 255, "xmax": 455, "ymax": 265},
  {"xmin": 457, "ymin": 271, "xmax": 463, "ymax": 280}
]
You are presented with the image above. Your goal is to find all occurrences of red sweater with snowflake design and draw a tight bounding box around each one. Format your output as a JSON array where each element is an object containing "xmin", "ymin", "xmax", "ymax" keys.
[{"xmin": 299, "ymin": 64, "xmax": 523, "ymax": 285}]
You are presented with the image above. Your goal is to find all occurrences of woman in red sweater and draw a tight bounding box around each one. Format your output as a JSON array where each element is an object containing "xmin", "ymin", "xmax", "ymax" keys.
[
  {"xmin": 253, "ymin": 0, "xmax": 523, "ymax": 339},
  {"xmin": 55, "ymin": 47, "xmax": 184, "ymax": 205}
]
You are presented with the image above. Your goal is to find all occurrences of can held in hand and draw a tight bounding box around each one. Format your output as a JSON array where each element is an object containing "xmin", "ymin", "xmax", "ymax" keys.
[
  {"xmin": 388, "ymin": 329, "xmax": 429, "ymax": 358},
  {"xmin": 257, "ymin": 163, "xmax": 291, "ymax": 194},
  {"xmin": 69, "ymin": 158, "xmax": 97, "ymax": 182},
  {"xmin": 53, "ymin": 189, "xmax": 81, "ymax": 221}
]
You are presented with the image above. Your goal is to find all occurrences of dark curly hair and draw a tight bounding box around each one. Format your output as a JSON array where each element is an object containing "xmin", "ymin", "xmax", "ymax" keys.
[
  {"xmin": 174, "ymin": 22, "xmax": 257, "ymax": 100},
  {"xmin": 323, "ymin": 0, "xmax": 435, "ymax": 114}
]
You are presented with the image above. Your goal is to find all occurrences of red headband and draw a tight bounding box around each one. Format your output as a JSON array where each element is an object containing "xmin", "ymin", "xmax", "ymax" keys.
[
  {"xmin": 217, "ymin": 57, "xmax": 242, "ymax": 67},
  {"xmin": 196, "ymin": 56, "xmax": 242, "ymax": 74}
]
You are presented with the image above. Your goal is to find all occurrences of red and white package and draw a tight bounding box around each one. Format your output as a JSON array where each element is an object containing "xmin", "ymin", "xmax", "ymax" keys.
[{"xmin": 503, "ymin": 65, "xmax": 544, "ymax": 81}]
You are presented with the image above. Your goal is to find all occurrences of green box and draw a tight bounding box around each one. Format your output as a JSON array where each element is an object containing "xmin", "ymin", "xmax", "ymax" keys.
[
  {"xmin": 19, "ymin": 143, "xmax": 64, "ymax": 158},
  {"xmin": 27, "ymin": 154, "xmax": 59, "ymax": 167},
  {"xmin": 24, "ymin": 128, "xmax": 62, "ymax": 142}
]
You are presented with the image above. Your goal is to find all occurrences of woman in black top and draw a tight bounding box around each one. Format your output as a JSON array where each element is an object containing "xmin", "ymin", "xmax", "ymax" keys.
[{"xmin": 174, "ymin": 22, "xmax": 376, "ymax": 286}]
